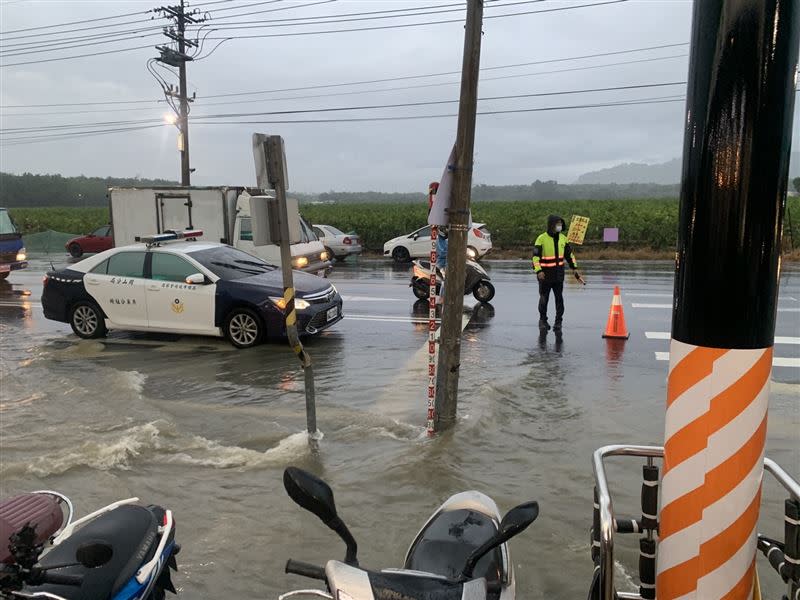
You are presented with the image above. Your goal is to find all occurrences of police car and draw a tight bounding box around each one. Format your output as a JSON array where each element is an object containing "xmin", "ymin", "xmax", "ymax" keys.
[{"xmin": 41, "ymin": 230, "xmax": 343, "ymax": 348}]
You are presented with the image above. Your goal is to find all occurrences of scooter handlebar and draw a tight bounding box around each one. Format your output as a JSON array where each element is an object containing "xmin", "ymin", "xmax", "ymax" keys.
[{"xmin": 285, "ymin": 559, "xmax": 327, "ymax": 581}]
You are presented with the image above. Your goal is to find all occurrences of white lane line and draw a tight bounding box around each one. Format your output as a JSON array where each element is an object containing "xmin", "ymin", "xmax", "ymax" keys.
[
  {"xmin": 340, "ymin": 295, "xmax": 405, "ymax": 302},
  {"xmin": 347, "ymin": 314, "xmax": 434, "ymax": 324},
  {"xmin": 634, "ymin": 303, "xmax": 799, "ymax": 312},
  {"xmin": 645, "ymin": 331, "xmax": 671, "ymax": 340},
  {"xmin": 627, "ymin": 293, "xmax": 673, "ymax": 298},
  {"xmin": 654, "ymin": 352, "xmax": 799, "ymax": 368},
  {"xmin": 646, "ymin": 331, "xmax": 800, "ymax": 345}
]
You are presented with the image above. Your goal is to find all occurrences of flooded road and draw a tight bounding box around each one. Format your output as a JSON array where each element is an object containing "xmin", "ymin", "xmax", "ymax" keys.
[{"xmin": 1, "ymin": 257, "xmax": 798, "ymax": 598}]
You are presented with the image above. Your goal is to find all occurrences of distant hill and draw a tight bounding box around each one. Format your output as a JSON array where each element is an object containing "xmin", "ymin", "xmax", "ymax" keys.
[
  {"xmin": 577, "ymin": 153, "xmax": 800, "ymax": 185},
  {"xmin": 575, "ymin": 159, "xmax": 682, "ymax": 185}
]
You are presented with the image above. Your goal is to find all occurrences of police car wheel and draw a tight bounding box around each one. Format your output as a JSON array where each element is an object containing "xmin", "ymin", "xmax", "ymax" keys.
[
  {"xmin": 70, "ymin": 302, "xmax": 107, "ymax": 339},
  {"xmin": 225, "ymin": 308, "xmax": 263, "ymax": 349}
]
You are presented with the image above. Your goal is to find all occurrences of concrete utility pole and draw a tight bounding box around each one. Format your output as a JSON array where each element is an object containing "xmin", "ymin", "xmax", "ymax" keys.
[
  {"xmin": 433, "ymin": 0, "xmax": 484, "ymax": 432},
  {"xmin": 155, "ymin": 0, "xmax": 201, "ymax": 185}
]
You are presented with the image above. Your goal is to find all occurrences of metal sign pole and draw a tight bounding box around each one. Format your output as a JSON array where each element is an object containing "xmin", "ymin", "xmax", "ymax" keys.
[{"xmin": 253, "ymin": 134, "xmax": 317, "ymax": 436}]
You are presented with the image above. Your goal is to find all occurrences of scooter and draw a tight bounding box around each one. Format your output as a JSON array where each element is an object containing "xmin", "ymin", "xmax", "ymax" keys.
[
  {"xmin": 410, "ymin": 260, "xmax": 495, "ymax": 303},
  {"xmin": 0, "ymin": 491, "xmax": 179, "ymax": 600},
  {"xmin": 280, "ymin": 467, "xmax": 538, "ymax": 600}
]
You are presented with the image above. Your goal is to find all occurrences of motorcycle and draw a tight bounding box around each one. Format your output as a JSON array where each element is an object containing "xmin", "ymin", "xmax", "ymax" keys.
[
  {"xmin": 280, "ymin": 467, "xmax": 538, "ymax": 600},
  {"xmin": 410, "ymin": 260, "xmax": 495, "ymax": 303},
  {"xmin": 0, "ymin": 491, "xmax": 178, "ymax": 600}
]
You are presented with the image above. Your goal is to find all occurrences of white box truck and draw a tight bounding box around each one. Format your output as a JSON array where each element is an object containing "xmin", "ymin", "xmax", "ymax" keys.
[{"xmin": 108, "ymin": 186, "xmax": 332, "ymax": 276}]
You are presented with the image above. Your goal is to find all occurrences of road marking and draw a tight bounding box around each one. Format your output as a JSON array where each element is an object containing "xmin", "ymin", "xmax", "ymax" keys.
[
  {"xmin": 340, "ymin": 295, "xmax": 405, "ymax": 302},
  {"xmin": 654, "ymin": 352, "xmax": 799, "ymax": 368},
  {"xmin": 634, "ymin": 303, "xmax": 799, "ymax": 312},
  {"xmin": 646, "ymin": 331, "xmax": 800, "ymax": 345},
  {"xmin": 347, "ymin": 314, "xmax": 434, "ymax": 324},
  {"xmin": 628, "ymin": 293, "xmax": 673, "ymax": 298}
]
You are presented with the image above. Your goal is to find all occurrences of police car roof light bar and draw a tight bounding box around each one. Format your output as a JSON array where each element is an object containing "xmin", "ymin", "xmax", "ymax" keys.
[{"xmin": 136, "ymin": 229, "xmax": 204, "ymax": 245}]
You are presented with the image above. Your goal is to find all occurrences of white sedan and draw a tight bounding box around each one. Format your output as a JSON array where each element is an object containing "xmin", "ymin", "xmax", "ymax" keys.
[
  {"xmin": 383, "ymin": 223, "xmax": 492, "ymax": 263},
  {"xmin": 312, "ymin": 224, "xmax": 362, "ymax": 261}
]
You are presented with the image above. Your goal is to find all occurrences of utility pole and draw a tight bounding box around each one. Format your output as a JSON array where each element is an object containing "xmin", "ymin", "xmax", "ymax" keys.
[
  {"xmin": 433, "ymin": 0, "xmax": 484, "ymax": 432},
  {"xmin": 154, "ymin": 0, "xmax": 202, "ymax": 185}
]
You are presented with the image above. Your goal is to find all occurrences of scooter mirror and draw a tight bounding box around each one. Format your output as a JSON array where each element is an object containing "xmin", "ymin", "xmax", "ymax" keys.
[
  {"xmin": 283, "ymin": 467, "xmax": 338, "ymax": 525},
  {"xmin": 76, "ymin": 541, "xmax": 113, "ymax": 568},
  {"xmin": 498, "ymin": 501, "xmax": 539, "ymax": 539},
  {"xmin": 283, "ymin": 467, "xmax": 360, "ymax": 566},
  {"xmin": 461, "ymin": 501, "xmax": 539, "ymax": 580}
]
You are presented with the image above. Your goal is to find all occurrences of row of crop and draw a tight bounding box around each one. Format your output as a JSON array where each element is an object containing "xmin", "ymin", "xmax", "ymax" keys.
[{"xmin": 9, "ymin": 197, "xmax": 800, "ymax": 252}]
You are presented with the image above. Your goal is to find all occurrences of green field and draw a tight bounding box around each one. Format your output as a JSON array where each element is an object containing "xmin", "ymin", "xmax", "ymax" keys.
[{"xmin": 9, "ymin": 197, "xmax": 800, "ymax": 253}]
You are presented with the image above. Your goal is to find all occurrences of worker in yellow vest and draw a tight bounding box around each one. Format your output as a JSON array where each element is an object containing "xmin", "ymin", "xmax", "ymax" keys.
[{"xmin": 532, "ymin": 215, "xmax": 583, "ymax": 332}]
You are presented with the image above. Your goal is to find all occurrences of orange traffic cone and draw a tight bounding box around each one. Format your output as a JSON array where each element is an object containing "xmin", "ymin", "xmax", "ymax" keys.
[{"xmin": 602, "ymin": 286, "xmax": 630, "ymax": 339}]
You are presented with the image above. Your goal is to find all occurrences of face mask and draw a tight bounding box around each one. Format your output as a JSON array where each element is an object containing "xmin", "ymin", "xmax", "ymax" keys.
[{"xmin": 554, "ymin": 224, "xmax": 563, "ymax": 233}]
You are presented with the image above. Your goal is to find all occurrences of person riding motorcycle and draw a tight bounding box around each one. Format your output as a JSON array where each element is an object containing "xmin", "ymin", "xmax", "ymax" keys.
[{"xmin": 532, "ymin": 215, "xmax": 583, "ymax": 332}]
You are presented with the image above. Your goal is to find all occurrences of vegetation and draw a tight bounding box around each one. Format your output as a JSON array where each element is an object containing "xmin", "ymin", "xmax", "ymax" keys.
[
  {"xmin": 9, "ymin": 207, "xmax": 109, "ymax": 236},
  {"xmin": 9, "ymin": 196, "xmax": 800, "ymax": 256},
  {"xmin": 793, "ymin": 176, "xmax": 800, "ymax": 194},
  {"xmin": 0, "ymin": 173, "xmax": 177, "ymax": 208}
]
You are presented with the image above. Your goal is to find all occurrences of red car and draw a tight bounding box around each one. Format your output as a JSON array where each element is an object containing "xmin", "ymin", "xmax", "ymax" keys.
[{"xmin": 66, "ymin": 225, "xmax": 113, "ymax": 258}]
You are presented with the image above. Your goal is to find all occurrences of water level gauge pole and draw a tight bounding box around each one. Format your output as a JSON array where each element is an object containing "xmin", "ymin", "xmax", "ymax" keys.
[{"xmin": 656, "ymin": 1, "xmax": 799, "ymax": 598}]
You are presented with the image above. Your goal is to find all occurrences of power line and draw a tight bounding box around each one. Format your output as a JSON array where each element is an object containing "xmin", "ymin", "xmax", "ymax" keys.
[
  {"xmin": 191, "ymin": 0, "xmax": 540, "ymax": 30},
  {"xmin": 0, "ymin": 9, "xmax": 160, "ymax": 36},
  {"xmin": 0, "ymin": 81, "xmax": 688, "ymax": 134},
  {"xmin": 0, "ymin": 43, "xmax": 690, "ymax": 110},
  {"xmin": 0, "ymin": 43, "xmax": 156, "ymax": 68},
  {"xmin": 0, "ymin": 95, "xmax": 685, "ymax": 146},
  {"xmin": 202, "ymin": 0, "xmax": 629, "ymax": 40},
  {"xmin": 0, "ymin": 32, "xmax": 165, "ymax": 57}
]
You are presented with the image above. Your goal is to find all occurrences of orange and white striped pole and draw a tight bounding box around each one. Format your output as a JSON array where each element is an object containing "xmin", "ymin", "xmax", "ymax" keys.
[{"xmin": 656, "ymin": 1, "xmax": 799, "ymax": 598}]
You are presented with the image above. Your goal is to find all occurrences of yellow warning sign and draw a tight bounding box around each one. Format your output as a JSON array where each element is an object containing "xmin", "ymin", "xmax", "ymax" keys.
[{"xmin": 567, "ymin": 215, "xmax": 590, "ymax": 245}]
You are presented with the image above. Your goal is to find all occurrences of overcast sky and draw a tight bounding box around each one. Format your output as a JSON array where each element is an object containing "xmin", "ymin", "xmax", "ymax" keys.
[{"xmin": 1, "ymin": 0, "xmax": 798, "ymax": 192}]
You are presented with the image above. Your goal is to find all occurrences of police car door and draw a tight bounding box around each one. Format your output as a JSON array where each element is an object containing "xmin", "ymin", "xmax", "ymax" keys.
[
  {"xmin": 145, "ymin": 251, "xmax": 218, "ymax": 335},
  {"xmin": 83, "ymin": 251, "xmax": 149, "ymax": 328}
]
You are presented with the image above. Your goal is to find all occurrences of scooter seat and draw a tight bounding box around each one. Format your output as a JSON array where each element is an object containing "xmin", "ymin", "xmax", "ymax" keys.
[
  {"xmin": 28, "ymin": 504, "xmax": 159, "ymax": 600},
  {"xmin": 0, "ymin": 493, "xmax": 64, "ymax": 564},
  {"xmin": 368, "ymin": 570, "xmax": 469, "ymax": 600},
  {"xmin": 405, "ymin": 508, "xmax": 503, "ymax": 583}
]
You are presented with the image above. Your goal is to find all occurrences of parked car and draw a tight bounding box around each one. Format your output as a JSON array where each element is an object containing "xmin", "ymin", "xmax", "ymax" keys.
[
  {"xmin": 42, "ymin": 230, "xmax": 343, "ymax": 349},
  {"xmin": 0, "ymin": 208, "xmax": 27, "ymax": 280},
  {"xmin": 312, "ymin": 224, "xmax": 362, "ymax": 261},
  {"xmin": 66, "ymin": 225, "xmax": 113, "ymax": 258},
  {"xmin": 383, "ymin": 222, "xmax": 492, "ymax": 263}
]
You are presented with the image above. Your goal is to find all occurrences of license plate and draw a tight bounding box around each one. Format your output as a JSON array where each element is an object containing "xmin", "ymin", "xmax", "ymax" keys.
[
  {"xmin": 326, "ymin": 306, "xmax": 338, "ymax": 321},
  {"xmin": 0, "ymin": 264, "xmax": 10, "ymax": 273}
]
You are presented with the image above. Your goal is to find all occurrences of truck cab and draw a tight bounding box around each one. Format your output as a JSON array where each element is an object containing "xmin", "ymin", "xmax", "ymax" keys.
[
  {"xmin": 233, "ymin": 193, "xmax": 331, "ymax": 277},
  {"xmin": 0, "ymin": 208, "xmax": 27, "ymax": 280}
]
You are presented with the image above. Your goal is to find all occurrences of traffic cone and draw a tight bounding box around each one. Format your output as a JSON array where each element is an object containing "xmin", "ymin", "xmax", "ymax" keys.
[{"xmin": 602, "ymin": 286, "xmax": 630, "ymax": 339}]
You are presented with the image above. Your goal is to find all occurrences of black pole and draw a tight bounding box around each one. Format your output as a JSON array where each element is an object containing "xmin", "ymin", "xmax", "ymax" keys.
[
  {"xmin": 178, "ymin": 0, "xmax": 191, "ymax": 187},
  {"xmin": 672, "ymin": 0, "xmax": 800, "ymax": 348}
]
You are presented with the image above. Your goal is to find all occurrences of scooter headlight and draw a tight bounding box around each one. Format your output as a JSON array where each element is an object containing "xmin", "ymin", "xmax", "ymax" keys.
[{"xmin": 466, "ymin": 247, "xmax": 477, "ymax": 259}]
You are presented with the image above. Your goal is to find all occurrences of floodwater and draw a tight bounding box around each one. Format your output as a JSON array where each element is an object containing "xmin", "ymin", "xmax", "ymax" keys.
[{"xmin": 0, "ymin": 258, "xmax": 798, "ymax": 599}]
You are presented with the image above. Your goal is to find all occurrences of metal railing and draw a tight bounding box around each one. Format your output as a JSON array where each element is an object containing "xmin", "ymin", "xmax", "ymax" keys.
[{"xmin": 591, "ymin": 445, "xmax": 800, "ymax": 600}]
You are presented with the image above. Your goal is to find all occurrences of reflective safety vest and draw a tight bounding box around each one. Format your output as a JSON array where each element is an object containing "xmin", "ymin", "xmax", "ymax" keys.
[{"xmin": 532, "ymin": 232, "xmax": 577, "ymax": 272}]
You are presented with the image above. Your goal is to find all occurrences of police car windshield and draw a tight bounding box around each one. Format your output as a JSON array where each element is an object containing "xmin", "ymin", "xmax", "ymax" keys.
[{"xmin": 191, "ymin": 246, "xmax": 277, "ymax": 280}]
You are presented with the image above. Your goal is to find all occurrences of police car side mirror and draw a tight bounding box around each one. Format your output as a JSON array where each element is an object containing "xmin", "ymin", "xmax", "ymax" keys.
[{"xmin": 185, "ymin": 273, "xmax": 206, "ymax": 285}]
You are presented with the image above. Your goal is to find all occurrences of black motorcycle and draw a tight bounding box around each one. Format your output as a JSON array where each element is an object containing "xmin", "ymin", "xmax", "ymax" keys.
[{"xmin": 410, "ymin": 259, "xmax": 495, "ymax": 303}]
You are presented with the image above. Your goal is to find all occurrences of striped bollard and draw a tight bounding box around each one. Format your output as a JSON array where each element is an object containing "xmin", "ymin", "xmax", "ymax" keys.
[{"xmin": 656, "ymin": 0, "xmax": 799, "ymax": 597}]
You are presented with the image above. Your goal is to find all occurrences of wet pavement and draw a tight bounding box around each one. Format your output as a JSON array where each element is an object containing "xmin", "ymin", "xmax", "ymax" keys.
[{"xmin": 0, "ymin": 256, "xmax": 798, "ymax": 599}]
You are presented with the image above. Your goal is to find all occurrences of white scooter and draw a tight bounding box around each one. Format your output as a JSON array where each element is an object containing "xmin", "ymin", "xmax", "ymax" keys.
[{"xmin": 279, "ymin": 467, "xmax": 538, "ymax": 600}]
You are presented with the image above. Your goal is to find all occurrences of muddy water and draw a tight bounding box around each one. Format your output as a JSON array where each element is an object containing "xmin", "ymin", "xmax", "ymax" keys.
[{"xmin": 1, "ymin": 259, "xmax": 797, "ymax": 598}]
